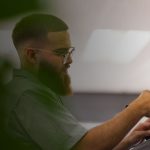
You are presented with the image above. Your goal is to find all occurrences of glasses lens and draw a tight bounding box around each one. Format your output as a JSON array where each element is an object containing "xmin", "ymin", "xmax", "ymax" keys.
[
  {"xmin": 53, "ymin": 48, "xmax": 68, "ymax": 56},
  {"xmin": 63, "ymin": 47, "xmax": 75, "ymax": 64}
]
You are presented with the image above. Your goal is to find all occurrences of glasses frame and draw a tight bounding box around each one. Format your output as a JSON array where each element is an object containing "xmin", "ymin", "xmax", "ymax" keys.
[{"xmin": 29, "ymin": 47, "xmax": 75, "ymax": 64}]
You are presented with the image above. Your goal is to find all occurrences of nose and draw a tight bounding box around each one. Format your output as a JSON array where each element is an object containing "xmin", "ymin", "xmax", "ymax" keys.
[{"xmin": 65, "ymin": 54, "xmax": 73, "ymax": 65}]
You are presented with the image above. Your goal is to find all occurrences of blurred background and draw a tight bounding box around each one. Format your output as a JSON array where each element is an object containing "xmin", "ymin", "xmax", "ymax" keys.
[{"xmin": 0, "ymin": 0, "xmax": 150, "ymax": 129}]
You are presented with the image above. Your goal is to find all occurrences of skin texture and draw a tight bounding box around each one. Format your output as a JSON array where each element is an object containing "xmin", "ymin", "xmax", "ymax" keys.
[{"xmin": 113, "ymin": 119, "xmax": 150, "ymax": 150}]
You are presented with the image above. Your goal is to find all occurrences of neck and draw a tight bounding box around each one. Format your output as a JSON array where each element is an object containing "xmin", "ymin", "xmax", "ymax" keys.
[{"xmin": 21, "ymin": 64, "xmax": 38, "ymax": 77}]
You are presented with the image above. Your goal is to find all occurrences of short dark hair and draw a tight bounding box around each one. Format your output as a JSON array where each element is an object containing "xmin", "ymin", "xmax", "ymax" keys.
[{"xmin": 12, "ymin": 13, "xmax": 68, "ymax": 49}]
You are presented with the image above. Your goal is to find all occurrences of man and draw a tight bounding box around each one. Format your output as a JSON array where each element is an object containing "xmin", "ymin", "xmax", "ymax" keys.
[{"xmin": 2, "ymin": 13, "xmax": 150, "ymax": 150}]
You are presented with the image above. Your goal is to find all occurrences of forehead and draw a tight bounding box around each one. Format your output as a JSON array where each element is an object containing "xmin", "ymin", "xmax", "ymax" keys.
[{"xmin": 47, "ymin": 31, "xmax": 71, "ymax": 49}]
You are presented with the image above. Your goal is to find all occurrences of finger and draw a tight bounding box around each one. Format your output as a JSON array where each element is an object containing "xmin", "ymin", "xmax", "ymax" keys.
[
  {"xmin": 134, "ymin": 130, "xmax": 150, "ymax": 139},
  {"xmin": 145, "ymin": 118, "xmax": 150, "ymax": 123},
  {"xmin": 142, "ymin": 123, "xmax": 150, "ymax": 130},
  {"xmin": 134, "ymin": 122, "xmax": 150, "ymax": 131}
]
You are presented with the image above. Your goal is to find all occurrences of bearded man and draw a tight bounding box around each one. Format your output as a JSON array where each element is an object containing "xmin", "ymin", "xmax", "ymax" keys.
[{"xmin": 3, "ymin": 13, "xmax": 150, "ymax": 150}]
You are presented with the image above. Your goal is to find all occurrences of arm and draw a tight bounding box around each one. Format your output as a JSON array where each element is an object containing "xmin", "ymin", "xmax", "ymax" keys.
[
  {"xmin": 72, "ymin": 91, "xmax": 150, "ymax": 150},
  {"xmin": 113, "ymin": 118, "xmax": 150, "ymax": 150}
]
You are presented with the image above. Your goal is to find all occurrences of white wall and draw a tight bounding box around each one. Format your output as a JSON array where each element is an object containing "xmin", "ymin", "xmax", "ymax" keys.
[{"xmin": 1, "ymin": 0, "xmax": 150, "ymax": 93}]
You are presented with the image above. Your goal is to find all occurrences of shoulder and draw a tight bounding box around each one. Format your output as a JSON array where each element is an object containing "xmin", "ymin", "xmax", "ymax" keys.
[{"xmin": 4, "ymin": 69, "xmax": 59, "ymax": 113}]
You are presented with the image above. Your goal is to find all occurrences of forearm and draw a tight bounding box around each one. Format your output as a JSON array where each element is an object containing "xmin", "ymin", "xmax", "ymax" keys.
[
  {"xmin": 113, "ymin": 118, "xmax": 150, "ymax": 150},
  {"xmin": 73, "ymin": 102, "xmax": 144, "ymax": 150},
  {"xmin": 88, "ymin": 105, "xmax": 143, "ymax": 149}
]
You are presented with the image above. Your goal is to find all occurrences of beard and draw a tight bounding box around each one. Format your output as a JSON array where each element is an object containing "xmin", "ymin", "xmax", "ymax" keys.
[{"xmin": 37, "ymin": 60, "xmax": 72, "ymax": 96}]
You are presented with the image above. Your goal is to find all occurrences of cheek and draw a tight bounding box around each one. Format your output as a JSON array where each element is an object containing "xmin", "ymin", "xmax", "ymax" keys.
[
  {"xmin": 40, "ymin": 55, "xmax": 64, "ymax": 72},
  {"xmin": 54, "ymin": 61, "xmax": 64, "ymax": 73}
]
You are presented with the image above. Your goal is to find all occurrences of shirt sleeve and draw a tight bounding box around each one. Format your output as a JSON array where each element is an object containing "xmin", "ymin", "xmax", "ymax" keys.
[{"xmin": 13, "ymin": 89, "xmax": 87, "ymax": 150}]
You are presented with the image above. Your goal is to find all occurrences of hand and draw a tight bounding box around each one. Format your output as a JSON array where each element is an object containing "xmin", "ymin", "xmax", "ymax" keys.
[
  {"xmin": 130, "ymin": 90, "xmax": 150, "ymax": 117},
  {"xmin": 113, "ymin": 118, "xmax": 150, "ymax": 150}
]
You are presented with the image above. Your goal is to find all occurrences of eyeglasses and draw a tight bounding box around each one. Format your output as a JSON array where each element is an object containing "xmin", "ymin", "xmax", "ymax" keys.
[{"xmin": 30, "ymin": 47, "xmax": 75, "ymax": 64}]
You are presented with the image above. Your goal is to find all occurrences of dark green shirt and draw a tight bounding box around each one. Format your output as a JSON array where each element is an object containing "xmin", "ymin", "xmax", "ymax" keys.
[{"xmin": 3, "ymin": 69, "xmax": 87, "ymax": 150}]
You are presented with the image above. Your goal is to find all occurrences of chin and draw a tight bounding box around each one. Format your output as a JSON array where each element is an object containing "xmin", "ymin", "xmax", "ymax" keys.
[
  {"xmin": 65, "ymin": 87, "xmax": 73, "ymax": 96},
  {"xmin": 62, "ymin": 73, "xmax": 73, "ymax": 96},
  {"xmin": 59, "ymin": 83, "xmax": 73, "ymax": 96}
]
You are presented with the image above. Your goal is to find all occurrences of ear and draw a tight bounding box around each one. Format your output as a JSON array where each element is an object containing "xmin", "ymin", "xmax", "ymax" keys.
[{"xmin": 24, "ymin": 48, "xmax": 38, "ymax": 64}]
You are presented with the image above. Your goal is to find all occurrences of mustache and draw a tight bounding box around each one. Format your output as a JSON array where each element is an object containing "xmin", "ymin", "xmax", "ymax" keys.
[{"xmin": 64, "ymin": 63, "xmax": 70, "ymax": 70}]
